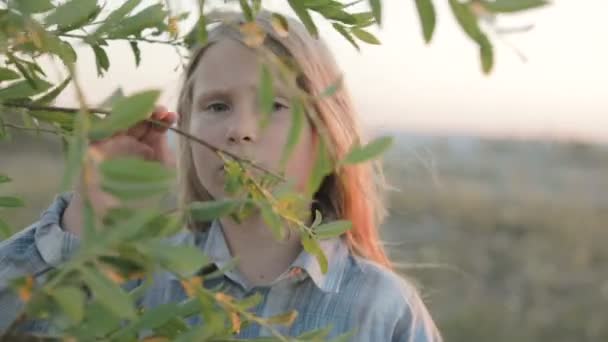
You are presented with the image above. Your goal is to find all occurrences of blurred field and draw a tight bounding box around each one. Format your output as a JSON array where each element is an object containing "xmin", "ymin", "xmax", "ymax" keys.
[
  {"xmin": 382, "ymin": 134, "xmax": 608, "ymax": 342},
  {"xmin": 1, "ymin": 129, "xmax": 607, "ymax": 341}
]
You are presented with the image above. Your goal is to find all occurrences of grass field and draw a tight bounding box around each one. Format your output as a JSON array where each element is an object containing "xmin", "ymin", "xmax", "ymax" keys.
[{"xmin": 2, "ymin": 130, "xmax": 606, "ymax": 341}]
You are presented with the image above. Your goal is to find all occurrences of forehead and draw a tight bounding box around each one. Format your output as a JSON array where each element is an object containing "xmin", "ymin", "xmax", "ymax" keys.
[{"xmin": 191, "ymin": 39, "xmax": 260, "ymax": 92}]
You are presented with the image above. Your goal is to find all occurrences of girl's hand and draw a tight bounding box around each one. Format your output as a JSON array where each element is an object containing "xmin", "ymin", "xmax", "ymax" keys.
[{"xmin": 61, "ymin": 106, "xmax": 179, "ymax": 237}]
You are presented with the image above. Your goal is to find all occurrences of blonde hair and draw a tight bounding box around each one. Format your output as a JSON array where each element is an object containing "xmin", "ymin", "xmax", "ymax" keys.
[{"xmin": 176, "ymin": 11, "xmax": 391, "ymax": 268}]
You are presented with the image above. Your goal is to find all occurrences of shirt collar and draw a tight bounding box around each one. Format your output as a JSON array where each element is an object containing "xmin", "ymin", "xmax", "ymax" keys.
[{"xmin": 200, "ymin": 219, "xmax": 350, "ymax": 293}]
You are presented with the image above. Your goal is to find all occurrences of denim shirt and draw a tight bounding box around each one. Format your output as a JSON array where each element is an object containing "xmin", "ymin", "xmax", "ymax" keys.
[{"xmin": 0, "ymin": 192, "xmax": 442, "ymax": 341}]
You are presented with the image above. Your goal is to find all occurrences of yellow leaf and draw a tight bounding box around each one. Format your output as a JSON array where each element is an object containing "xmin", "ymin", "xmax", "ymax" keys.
[
  {"xmin": 240, "ymin": 22, "xmax": 266, "ymax": 48},
  {"xmin": 469, "ymin": 0, "xmax": 490, "ymax": 17},
  {"xmin": 271, "ymin": 13, "xmax": 289, "ymax": 38},
  {"xmin": 103, "ymin": 267, "xmax": 125, "ymax": 284},
  {"xmin": 168, "ymin": 16, "xmax": 179, "ymax": 39},
  {"xmin": 215, "ymin": 291, "xmax": 233, "ymax": 303},
  {"xmin": 18, "ymin": 276, "xmax": 34, "ymax": 302},
  {"xmin": 231, "ymin": 311, "xmax": 241, "ymax": 334},
  {"xmin": 180, "ymin": 276, "xmax": 202, "ymax": 297}
]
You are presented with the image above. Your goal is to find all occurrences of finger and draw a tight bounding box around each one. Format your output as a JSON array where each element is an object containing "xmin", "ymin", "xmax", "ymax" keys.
[
  {"xmin": 94, "ymin": 135, "xmax": 156, "ymax": 161},
  {"xmin": 149, "ymin": 111, "xmax": 177, "ymax": 132},
  {"xmin": 141, "ymin": 112, "xmax": 177, "ymax": 147},
  {"xmin": 125, "ymin": 105, "xmax": 169, "ymax": 140}
]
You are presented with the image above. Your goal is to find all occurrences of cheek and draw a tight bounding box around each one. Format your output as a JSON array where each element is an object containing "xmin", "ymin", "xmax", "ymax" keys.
[
  {"xmin": 188, "ymin": 117, "xmax": 225, "ymax": 191},
  {"xmin": 281, "ymin": 124, "xmax": 316, "ymax": 189}
]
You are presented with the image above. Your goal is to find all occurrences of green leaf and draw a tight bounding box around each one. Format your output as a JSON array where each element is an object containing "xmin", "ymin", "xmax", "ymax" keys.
[
  {"xmin": 311, "ymin": 209, "xmax": 322, "ymax": 228},
  {"xmin": 332, "ymin": 23, "xmax": 359, "ymax": 50},
  {"xmin": 316, "ymin": 7, "xmax": 357, "ymax": 25},
  {"xmin": 306, "ymin": 138, "xmax": 332, "ymax": 196},
  {"xmin": 98, "ymin": 87, "xmax": 125, "ymax": 109},
  {"xmin": 74, "ymin": 301, "xmax": 122, "ymax": 338},
  {"xmin": 319, "ymin": 77, "xmax": 343, "ymax": 98},
  {"xmin": 271, "ymin": 12, "xmax": 289, "ymax": 36},
  {"xmin": 0, "ymin": 67, "xmax": 20, "ymax": 82},
  {"xmin": 415, "ymin": 0, "xmax": 436, "ymax": 43},
  {"xmin": 184, "ymin": 15, "xmax": 208, "ymax": 49},
  {"xmin": 449, "ymin": 0, "xmax": 495, "ymax": 74},
  {"xmin": 12, "ymin": 0, "xmax": 54, "ymax": 14},
  {"xmin": 50, "ymin": 286, "xmax": 85, "ymax": 323},
  {"xmin": 351, "ymin": 28, "xmax": 380, "ymax": 44},
  {"xmin": 45, "ymin": 0, "xmax": 98, "ymax": 31},
  {"xmin": 479, "ymin": 34, "xmax": 494, "ymax": 74},
  {"xmin": 60, "ymin": 127, "xmax": 87, "ymax": 191},
  {"xmin": 301, "ymin": 232, "xmax": 328, "ymax": 273},
  {"xmin": 260, "ymin": 203, "xmax": 284, "ymax": 241},
  {"xmin": 280, "ymin": 98, "xmax": 305, "ymax": 168},
  {"xmin": 90, "ymin": 90, "xmax": 160, "ymax": 140},
  {"xmin": 107, "ymin": 4, "xmax": 167, "ymax": 38},
  {"xmin": 258, "ymin": 64, "xmax": 274, "ymax": 129},
  {"xmin": 288, "ymin": 0, "xmax": 318, "ymax": 38},
  {"xmin": 92, "ymin": 45, "xmax": 109, "ymax": 76},
  {"xmin": 342, "ymin": 136, "xmax": 393, "ymax": 165},
  {"xmin": 0, "ymin": 174, "xmax": 11, "ymax": 183},
  {"xmin": 0, "ymin": 196, "xmax": 24, "ymax": 208},
  {"xmin": 126, "ymin": 303, "xmax": 180, "ymax": 333},
  {"xmin": 0, "ymin": 217, "xmax": 11, "ymax": 239},
  {"xmin": 100, "ymin": 157, "xmax": 174, "ymax": 183},
  {"xmin": 34, "ymin": 76, "xmax": 71, "ymax": 105},
  {"xmin": 189, "ymin": 199, "xmax": 241, "ymax": 222},
  {"xmin": 129, "ymin": 41, "xmax": 141, "ymax": 67},
  {"xmin": 101, "ymin": 209, "xmax": 158, "ymax": 245},
  {"xmin": 352, "ymin": 11, "xmax": 375, "ymax": 28},
  {"xmin": 266, "ymin": 310, "xmax": 298, "ymax": 326},
  {"xmin": 29, "ymin": 110, "xmax": 74, "ymax": 129},
  {"xmin": 314, "ymin": 220, "xmax": 352, "ymax": 239},
  {"xmin": 145, "ymin": 243, "xmax": 210, "ymax": 277},
  {"xmin": 369, "ymin": 0, "xmax": 382, "ymax": 25},
  {"xmin": 58, "ymin": 41, "xmax": 77, "ymax": 66},
  {"xmin": 100, "ymin": 179, "xmax": 171, "ymax": 200},
  {"xmin": 81, "ymin": 267, "xmax": 137, "ymax": 319},
  {"xmin": 239, "ymin": 0, "xmax": 254, "ymax": 21},
  {"xmin": 94, "ymin": 0, "xmax": 142, "ymax": 36},
  {"xmin": 235, "ymin": 292, "xmax": 262, "ymax": 310},
  {"xmin": 0, "ymin": 78, "xmax": 52, "ymax": 101},
  {"xmin": 481, "ymin": 0, "xmax": 549, "ymax": 13}
]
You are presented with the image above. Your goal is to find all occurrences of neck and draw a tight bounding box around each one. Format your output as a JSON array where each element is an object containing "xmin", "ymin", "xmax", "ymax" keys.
[{"xmin": 219, "ymin": 211, "xmax": 303, "ymax": 286}]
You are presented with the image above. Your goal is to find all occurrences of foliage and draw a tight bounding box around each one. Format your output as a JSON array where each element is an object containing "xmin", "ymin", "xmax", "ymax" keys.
[{"xmin": 0, "ymin": 0, "xmax": 548, "ymax": 340}]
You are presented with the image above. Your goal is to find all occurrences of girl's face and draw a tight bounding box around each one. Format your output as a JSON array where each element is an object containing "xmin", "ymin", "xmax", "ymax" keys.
[{"xmin": 188, "ymin": 39, "xmax": 316, "ymax": 200}]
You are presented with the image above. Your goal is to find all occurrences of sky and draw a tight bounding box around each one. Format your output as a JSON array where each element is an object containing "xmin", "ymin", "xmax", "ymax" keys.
[{"xmin": 55, "ymin": 0, "xmax": 608, "ymax": 143}]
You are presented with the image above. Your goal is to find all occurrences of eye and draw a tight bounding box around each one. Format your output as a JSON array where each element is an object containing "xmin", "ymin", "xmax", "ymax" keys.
[
  {"xmin": 273, "ymin": 101, "xmax": 289, "ymax": 112},
  {"xmin": 206, "ymin": 102, "xmax": 231, "ymax": 113}
]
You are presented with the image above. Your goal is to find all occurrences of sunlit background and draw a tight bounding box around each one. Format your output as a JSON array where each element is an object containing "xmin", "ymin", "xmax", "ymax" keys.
[
  {"xmin": 1, "ymin": 0, "xmax": 607, "ymax": 341},
  {"xmin": 51, "ymin": 0, "xmax": 608, "ymax": 143}
]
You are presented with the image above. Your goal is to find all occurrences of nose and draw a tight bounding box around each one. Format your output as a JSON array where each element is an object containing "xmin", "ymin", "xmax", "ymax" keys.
[{"xmin": 225, "ymin": 106, "xmax": 258, "ymax": 145}]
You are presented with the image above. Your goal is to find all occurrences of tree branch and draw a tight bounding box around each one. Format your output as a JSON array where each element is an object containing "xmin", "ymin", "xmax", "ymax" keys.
[
  {"xmin": 58, "ymin": 33, "xmax": 184, "ymax": 46},
  {"xmin": 2, "ymin": 123, "xmax": 61, "ymax": 135},
  {"xmin": 1, "ymin": 102, "xmax": 284, "ymax": 181}
]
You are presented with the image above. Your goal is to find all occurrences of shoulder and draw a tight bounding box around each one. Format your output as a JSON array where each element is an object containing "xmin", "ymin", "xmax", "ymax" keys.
[{"xmin": 339, "ymin": 256, "xmax": 442, "ymax": 342}]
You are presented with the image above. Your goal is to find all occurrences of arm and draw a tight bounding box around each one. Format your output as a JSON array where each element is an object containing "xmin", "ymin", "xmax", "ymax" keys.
[
  {"xmin": 391, "ymin": 283, "xmax": 443, "ymax": 342},
  {"xmin": 0, "ymin": 192, "xmax": 80, "ymax": 331}
]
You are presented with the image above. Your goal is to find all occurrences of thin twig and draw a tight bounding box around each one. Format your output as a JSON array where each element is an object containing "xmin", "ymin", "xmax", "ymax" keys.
[
  {"xmin": 1, "ymin": 102, "xmax": 284, "ymax": 181},
  {"xmin": 2, "ymin": 123, "xmax": 61, "ymax": 135},
  {"xmin": 58, "ymin": 33, "xmax": 183, "ymax": 46}
]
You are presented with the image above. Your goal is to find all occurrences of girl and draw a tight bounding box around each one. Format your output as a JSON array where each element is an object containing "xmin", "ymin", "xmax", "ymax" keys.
[{"xmin": 0, "ymin": 11, "xmax": 442, "ymax": 341}]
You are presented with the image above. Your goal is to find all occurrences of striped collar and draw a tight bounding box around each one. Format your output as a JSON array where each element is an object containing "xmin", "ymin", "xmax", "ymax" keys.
[{"xmin": 199, "ymin": 219, "xmax": 350, "ymax": 293}]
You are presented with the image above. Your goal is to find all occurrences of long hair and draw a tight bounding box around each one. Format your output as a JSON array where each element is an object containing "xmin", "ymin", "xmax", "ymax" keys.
[{"xmin": 176, "ymin": 11, "xmax": 392, "ymax": 268}]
